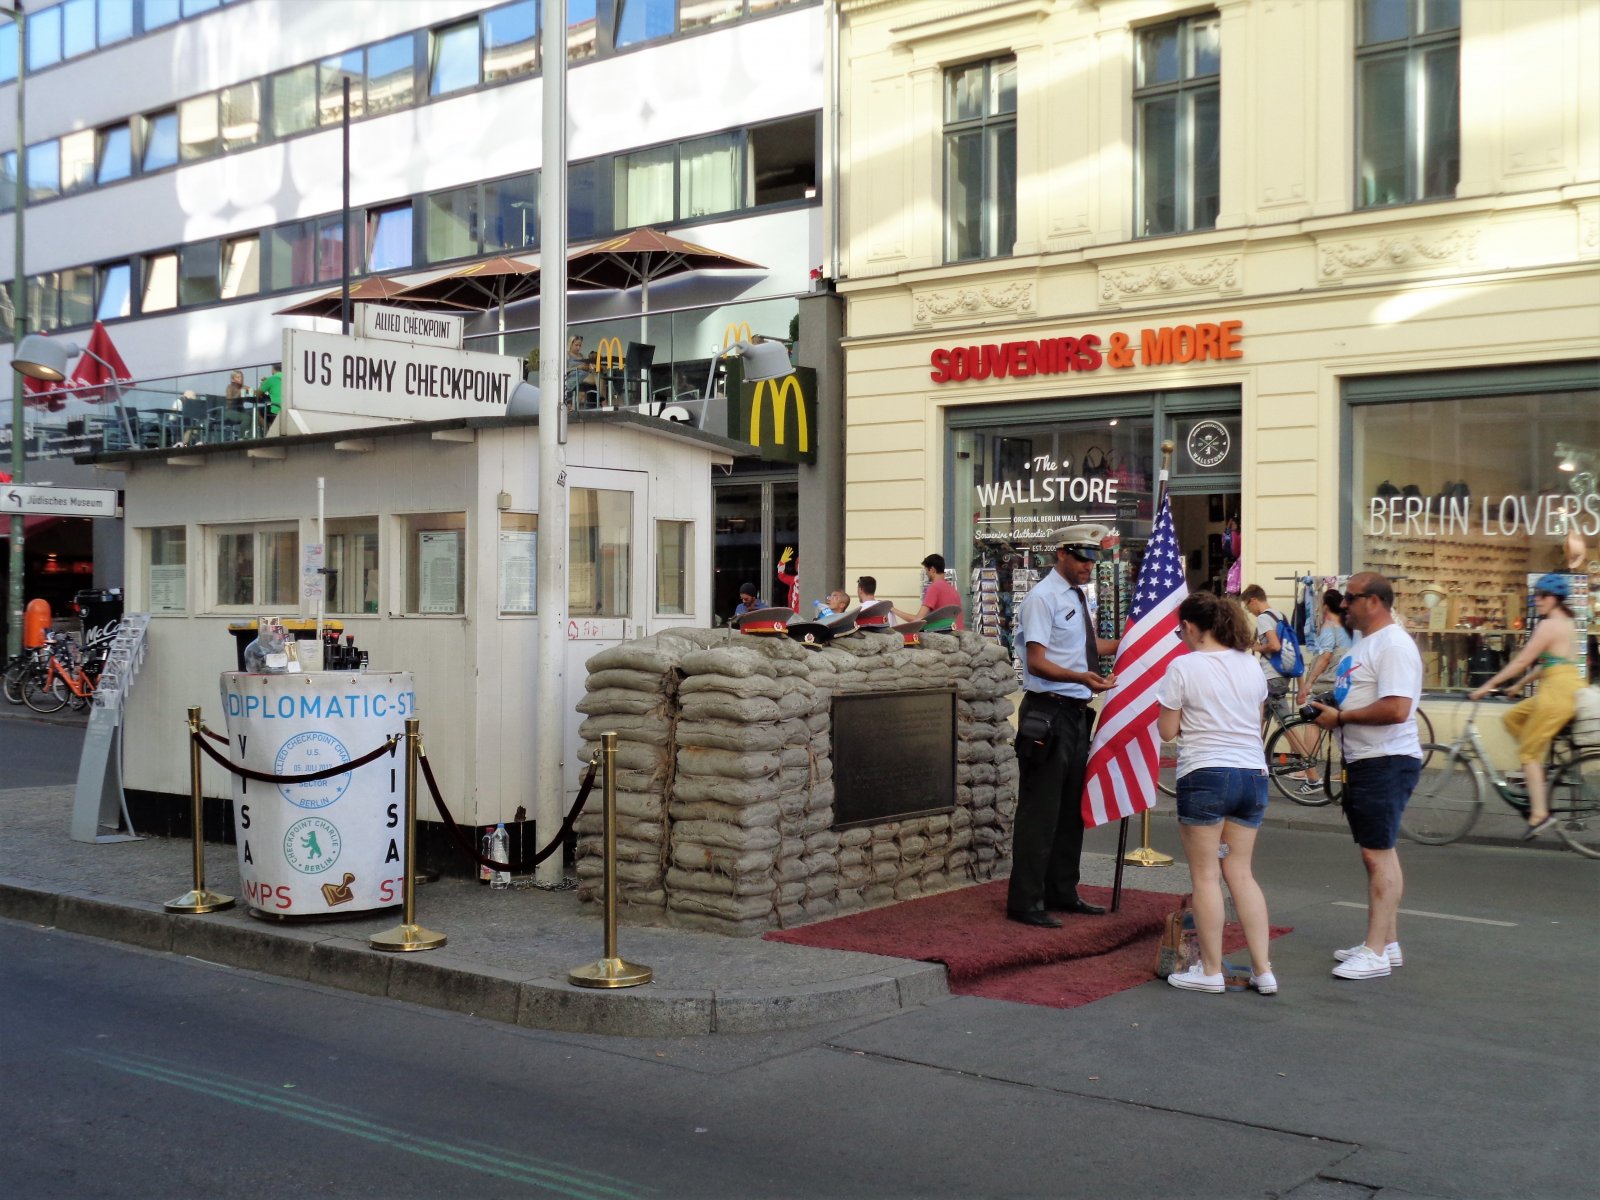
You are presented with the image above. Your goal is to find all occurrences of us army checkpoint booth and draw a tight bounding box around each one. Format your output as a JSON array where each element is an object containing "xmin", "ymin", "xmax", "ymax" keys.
[{"xmin": 100, "ymin": 320, "xmax": 747, "ymax": 884}]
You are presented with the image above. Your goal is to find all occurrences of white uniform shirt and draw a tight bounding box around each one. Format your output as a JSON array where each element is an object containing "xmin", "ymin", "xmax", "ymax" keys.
[
  {"xmin": 1333, "ymin": 622, "xmax": 1423, "ymax": 762},
  {"xmin": 1018, "ymin": 568, "xmax": 1092, "ymax": 700}
]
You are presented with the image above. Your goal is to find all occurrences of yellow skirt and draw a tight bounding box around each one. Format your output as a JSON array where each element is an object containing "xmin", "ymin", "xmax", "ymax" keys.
[{"xmin": 1502, "ymin": 663, "xmax": 1581, "ymax": 763}]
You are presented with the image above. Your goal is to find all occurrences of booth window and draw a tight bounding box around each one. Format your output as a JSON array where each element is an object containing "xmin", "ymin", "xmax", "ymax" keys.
[
  {"xmin": 943, "ymin": 55, "xmax": 1016, "ymax": 263},
  {"xmin": 655, "ymin": 521, "xmax": 692, "ymax": 615},
  {"xmin": 498, "ymin": 512, "xmax": 538, "ymax": 614},
  {"xmin": 146, "ymin": 526, "xmax": 187, "ymax": 615},
  {"xmin": 221, "ymin": 235, "xmax": 260, "ymax": 300},
  {"xmin": 141, "ymin": 252, "xmax": 178, "ymax": 313},
  {"xmin": 483, "ymin": 174, "xmax": 538, "ymax": 254},
  {"xmin": 403, "ymin": 512, "xmax": 466, "ymax": 615},
  {"xmin": 1134, "ymin": 11, "xmax": 1221, "ymax": 237},
  {"xmin": 1356, "ymin": 0, "xmax": 1460, "ymax": 209},
  {"xmin": 27, "ymin": 141, "xmax": 60, "ymax": 202},
  {"xmin": 571, "ymin": 489, "xmax": 631, "ymax": 618},
  {"xmin": 211, "ymin": 523, "xmax": 298, "ymax": 611},
  {"xmin": 324, "ymin": 518, "xmax": 380, "ymax": 615},
  {"xmin": 614, "ymin": 145, "xmax": 676, "ymax": 229}
]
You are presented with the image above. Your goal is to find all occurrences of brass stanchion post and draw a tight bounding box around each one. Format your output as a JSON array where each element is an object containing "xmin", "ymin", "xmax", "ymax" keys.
[
  {"xmin": 165, "ymin": 707, "xmax": 235, "ymax": 913},
  {"xmin": 1122, "ymin": 809, "xmax": 1174, "ymax": 867},
  {"xmin": 371, "ymin": 718, "xmax": 447, "ymax": 951},
  {"xmin": 569, "ymin": 731, "xmax": 652, "ymax": 988}
]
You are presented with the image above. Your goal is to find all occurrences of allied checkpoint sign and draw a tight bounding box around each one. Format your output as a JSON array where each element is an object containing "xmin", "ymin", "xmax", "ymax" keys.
[
  {"xmin": 222, "ymin": 671, "xmax": 417, "ymax": 916},
  {"xmin": 281, "ymin": 328, "xmax": 523, "ymax": 435}
]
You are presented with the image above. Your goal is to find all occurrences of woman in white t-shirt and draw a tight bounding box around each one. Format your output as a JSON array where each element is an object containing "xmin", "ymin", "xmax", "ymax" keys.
[{"xmin": 1156, "ymin": 591, "xmax": 1277, "ymax": 996}]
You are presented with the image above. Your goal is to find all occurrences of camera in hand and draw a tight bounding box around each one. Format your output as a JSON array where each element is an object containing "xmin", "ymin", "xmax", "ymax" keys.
[{"xmin": 1299, "ymin": 692, "xmax": 1335, "ymax": 721}]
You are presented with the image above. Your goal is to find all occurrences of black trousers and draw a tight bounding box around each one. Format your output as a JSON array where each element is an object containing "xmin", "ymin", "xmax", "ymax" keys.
[{"xmin": 1006, "ymin": 693, "xmax": 1091, "ymax": 914}]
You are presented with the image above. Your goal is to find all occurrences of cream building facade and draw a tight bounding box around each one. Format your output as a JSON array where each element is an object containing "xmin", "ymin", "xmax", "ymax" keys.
[{"xmin": 832, "ymin": 0, "xmax": 1599, "ymax": 732}]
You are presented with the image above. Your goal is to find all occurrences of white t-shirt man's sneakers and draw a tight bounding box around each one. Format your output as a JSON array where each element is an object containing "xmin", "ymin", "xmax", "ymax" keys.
[
  {"xmin": 1332, "ymin": 622, "xmax": 1423, "ymax": 762},
  {"xmin": 1157, "ymin": 649, "xmax": 1269, "ymax": 778}
]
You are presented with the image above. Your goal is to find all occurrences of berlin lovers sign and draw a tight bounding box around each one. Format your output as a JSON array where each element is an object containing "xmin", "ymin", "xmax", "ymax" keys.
[{"xmin": 281, "ymin": 328, "xmax": 523, "ymax": 435}]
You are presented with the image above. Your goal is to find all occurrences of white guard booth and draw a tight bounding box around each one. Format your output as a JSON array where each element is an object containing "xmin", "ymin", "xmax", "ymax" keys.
[{"xmin": 103, "ymin": 328, "xmax": 746, "ymax": 864}]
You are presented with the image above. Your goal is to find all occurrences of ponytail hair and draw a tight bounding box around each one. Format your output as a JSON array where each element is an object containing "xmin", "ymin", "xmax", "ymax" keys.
[{"xmin": 1177, "ymin": 591, "xmax": 1255, "ymax": 652}]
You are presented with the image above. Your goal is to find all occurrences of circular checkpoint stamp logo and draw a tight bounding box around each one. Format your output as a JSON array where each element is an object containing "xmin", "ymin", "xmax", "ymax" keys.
[
  {"xmin": 275, "ymin": 731, "xmax": 353, "ymax": 808},
  {"xmin": 283, "ymin": 817, "xmax": 343, "ymax": 875},
  {"xmin": 1185, "ymin": 419, "xmax": 1231, "ymax": 469}
]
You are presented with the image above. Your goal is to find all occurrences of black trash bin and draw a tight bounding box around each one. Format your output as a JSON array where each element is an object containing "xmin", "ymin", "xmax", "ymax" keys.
[
  {"xmin": 227, "ymin": 619, "xmax": 344, "ymax": 671},
  {"xmin": 74, "ymin": 588, "xmax": 125, "ymax": 656}
]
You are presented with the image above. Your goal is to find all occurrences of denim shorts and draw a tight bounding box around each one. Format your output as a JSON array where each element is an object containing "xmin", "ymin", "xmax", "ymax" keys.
[
  {"xmin": 1343, "ymin": 754, "xmax": 1421, "ymax": 850},
  {"xmin": 1176, "ymin": 767, "xmax": 1270, "ymax": 828}
]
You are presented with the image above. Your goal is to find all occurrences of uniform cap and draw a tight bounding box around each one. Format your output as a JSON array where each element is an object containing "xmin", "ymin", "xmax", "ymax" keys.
[{"xmin": 1047, "ymin": 523, "xmax": 1112, "ymax": 562}]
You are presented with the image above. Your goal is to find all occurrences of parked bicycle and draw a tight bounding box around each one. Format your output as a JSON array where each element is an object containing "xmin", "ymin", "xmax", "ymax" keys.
[
  {"xmin": 3, "ymin": 644, "xmax": 50, "ymax": 705},
  {"xmin": 1401, "ymin": 699, "xmax": 1600, "ymax": 858},
  {"xmin": 21, "ymin": 634, "xmax": 101, "ymax": 714}
]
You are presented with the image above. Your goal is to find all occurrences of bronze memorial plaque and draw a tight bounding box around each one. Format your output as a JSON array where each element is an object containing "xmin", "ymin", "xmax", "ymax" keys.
[{"xmin": 830, "ymin": 688, "xmax": 957, "ymax": 829}]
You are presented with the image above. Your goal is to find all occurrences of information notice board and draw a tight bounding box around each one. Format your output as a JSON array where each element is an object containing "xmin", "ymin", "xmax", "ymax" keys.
[{"xmin": 830, "ymin": 688, "xmax": 956, "ymax": 829}]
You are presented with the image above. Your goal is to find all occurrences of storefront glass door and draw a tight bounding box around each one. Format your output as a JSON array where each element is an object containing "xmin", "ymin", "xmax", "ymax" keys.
[{"xmin": 712, "ymin": 475, "xmax": 798, "ymax": 622}]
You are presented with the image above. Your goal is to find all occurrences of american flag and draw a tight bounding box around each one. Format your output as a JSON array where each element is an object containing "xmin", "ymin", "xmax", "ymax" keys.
[{"xmin": 1081, "ymin": 493, "xmax": 1189, "ymax": 827}]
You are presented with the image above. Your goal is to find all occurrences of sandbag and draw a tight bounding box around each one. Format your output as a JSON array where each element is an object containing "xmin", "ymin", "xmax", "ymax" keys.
[
  {"xmin": 665, "ymin": 868, "xmax": 776, "ymax": 897},
  {"xmin": 676, "ymin": 746, "xmax": 782, "ymax": 780},
  {"xmin": 675, "ymin": 719, "xmax": 786, "ymax": 753},
  {"xmin": 666, "ymin": 799, "xmax": 780, "ymax": 827},
  {"xmin": 585, "ymin": 668, "xmax": 673, "ymax": 694},
  {"xmin": 679, "ymin": 672, "xmax": 786, "ymax": 699},
  {"xmin": 576, "ymin": 688, "xmax": 669, "ymax": 717},
  {"xmin": 679, "ymin": 693, "xmax": 782, "ymax": 723},
  {"xmin": 673, "ymin": 820, "xmax": 780, "ymax": 851}
]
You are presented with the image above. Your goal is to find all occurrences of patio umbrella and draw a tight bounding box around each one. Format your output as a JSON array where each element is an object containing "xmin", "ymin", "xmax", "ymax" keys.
[
  {"xmin": 386, "ymin": 256, "xmax": 586, "ymax": 352},
  {"xmin": 22, "ymin": 322, "xmax": 134, "ymax": 412},
  {"xmin": 565, "ymin": 228, "xmax": 764, "ymax": 346},
  {"xmin": 274, "ymin": 276, "xmax": 474, "ymax": 321}
]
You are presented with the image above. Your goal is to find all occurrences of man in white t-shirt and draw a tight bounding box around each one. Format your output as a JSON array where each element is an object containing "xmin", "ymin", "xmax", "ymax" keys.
[{"xmin": 1308, "ymin": 572, "xmax": 1423, "ymax": 982}]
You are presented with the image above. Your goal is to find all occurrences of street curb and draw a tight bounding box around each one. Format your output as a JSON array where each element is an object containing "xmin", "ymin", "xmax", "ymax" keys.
[{"xmin": 0, "ymin": 876, "xmax": 949, "ymax": 1036}]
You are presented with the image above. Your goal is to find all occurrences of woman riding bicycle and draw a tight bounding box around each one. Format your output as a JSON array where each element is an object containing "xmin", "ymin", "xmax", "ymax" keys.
[{"xmin": 1468, "ymin": 572, "xmax": 1580, "ymax": 839}]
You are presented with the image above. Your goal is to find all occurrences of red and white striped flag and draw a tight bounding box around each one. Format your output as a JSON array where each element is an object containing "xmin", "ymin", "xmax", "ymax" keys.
[{"xmin": 1081, "ymin": 493, "xmax": 1189, "ymax": 827}]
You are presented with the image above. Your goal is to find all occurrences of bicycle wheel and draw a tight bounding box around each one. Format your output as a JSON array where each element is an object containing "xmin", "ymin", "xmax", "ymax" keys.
[
  {"xmin": 1401, "ymin": 744, "xmax": 1483, "ymax": 844},
  {"xmin": 1547, "ymin": 753, "xmax": 1600, "ymax": 859},
  {"xmin": 1321, "ymin": 727, "xmax": 1346, "ymax": 805},
  {"xmin": 2, "ymin": 655, "xmax": 28, "ymax": 705},
  {"xmin": 22, "ymin": 669, "xmax": 69, "ymax": 713},
  {"xmin": 1266, "ymin": 719, "xmax": 1332, "ymax": 805},
  {"xmin": 1413, "ymin": 706, "xmax": 1435, "ymax": 746}
]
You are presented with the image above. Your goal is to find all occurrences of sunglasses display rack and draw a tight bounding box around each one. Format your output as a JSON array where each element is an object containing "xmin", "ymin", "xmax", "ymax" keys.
[{"xmin": 1356, "ymin": 531, "xmax": 1535, "ymax": 635}]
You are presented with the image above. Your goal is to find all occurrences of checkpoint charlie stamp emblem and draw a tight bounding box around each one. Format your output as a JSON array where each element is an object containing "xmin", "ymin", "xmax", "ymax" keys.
[
  {"xmin": 284, "ymin": 817, "xmax": 343, "ymax": 875},
  {"xmin": 275, "ymin": 730, "xmax": 353, "ymax": 808}
]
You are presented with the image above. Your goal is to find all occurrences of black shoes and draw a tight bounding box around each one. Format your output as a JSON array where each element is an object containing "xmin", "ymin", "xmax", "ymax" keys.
[
  {"xmin": 1006, "ymin": 909, "xmax": 1063, "ymax": 929},
  {"xmin": 1047, "ymin": 895, "xmax": 1107, "ymax": 916}
]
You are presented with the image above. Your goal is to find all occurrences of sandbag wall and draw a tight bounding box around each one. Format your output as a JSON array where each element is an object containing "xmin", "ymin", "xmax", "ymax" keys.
[{"xmin": 575, "ymin": 628, "xmax": 1018, "ymax": 936}]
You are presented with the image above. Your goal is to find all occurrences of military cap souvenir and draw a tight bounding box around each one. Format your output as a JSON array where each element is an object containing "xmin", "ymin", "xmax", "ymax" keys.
[{"xmin": 733, "ymin": 606, "xmax": 794, "ymax": 635}]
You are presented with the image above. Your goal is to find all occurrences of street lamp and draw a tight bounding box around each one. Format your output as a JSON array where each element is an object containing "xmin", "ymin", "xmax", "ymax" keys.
[{"xmin": 3, "ymin": 1, "xmax": 24, "ymax": 660}]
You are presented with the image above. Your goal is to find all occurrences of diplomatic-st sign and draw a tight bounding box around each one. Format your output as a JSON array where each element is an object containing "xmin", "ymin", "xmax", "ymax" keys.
[{"xmin": 0, "ymin": 483, "xmax": 119, "ymax": 518}]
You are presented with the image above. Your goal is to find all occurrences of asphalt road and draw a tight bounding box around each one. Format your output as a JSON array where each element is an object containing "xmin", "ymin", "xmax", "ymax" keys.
[{"xmin": 0, "ymin": 707, "xmax": 87, "ymax": 788}]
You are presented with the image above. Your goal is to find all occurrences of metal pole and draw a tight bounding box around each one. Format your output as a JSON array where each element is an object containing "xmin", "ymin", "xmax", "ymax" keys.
[
  {"xmin": 1124, "ymin": 439, "xmax": 1177, "ymax": 869},
  {"xmin": 535, "ymin": 0, "xmax": 570, "ymax": 887},
  {"xmin": 569, "ymin": 731, "xmax": 652, "ymax": 988},
  {"xmin": 340, "ymin": 77, "xmax": 351, "ymax": 334},
  {"xmin": 164, "ymin": 706, "xmax": 235, "ymax": 913},
  {"xmin": 6, "ymin": 2, "xmax": 27, "ymax": 661},
  {"xmin": 371, "ymin": 718, "xmax": 446, "ymax": 950}
]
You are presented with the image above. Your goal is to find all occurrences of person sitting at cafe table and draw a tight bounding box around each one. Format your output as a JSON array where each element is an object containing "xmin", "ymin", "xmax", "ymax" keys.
[
  {"xmin": 566, "ymin": 336, "xmax": 599, "ymax": 405},
  {"xmin": 225, "ymin": 370, "xmax": 249, "ymax": 401}
]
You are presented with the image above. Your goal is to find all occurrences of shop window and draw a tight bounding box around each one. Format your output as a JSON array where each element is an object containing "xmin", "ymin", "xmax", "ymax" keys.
[
  {"xmin": 425, "ymin": 184, "xmax": 480, "ymax": 263},
  {"xmin": 1349, "ymin": 379, "xmax": 1600, "ymax": 692},
  {"xmin": 179, "ymin": 240, "xmax": 221, "ymax": 306},
  {"xmin": 27, "ymin": 141, "xmax": 60, "ymax": 202},
  {"xmin": 943, "ymin": 56, "xmax": 1016, "ymax": 263},
  {"xmin": 324, "ymin": 518, "xmax": 380, "ymax": 615},
  {"xmin": 60, "ymin": 129, "xmax": 96, "ymax": 194},
  {"xmin": 483, "ymin": 173, "xmax": 538, "ymax": 254},
  {"xmin": 221, "ymin": 235, "xmax": 260, "ymax": 299},
  {"xmin": 483, "ymin": 1, "xmax": 538, "ymax": 82},
  {"xmin": 615, "ymin": 0, "xmax": 675, "ymax": 49},
  {"xmin": 98, "ymin": 0, "xmax": 134, "ymax": 45},
  {"xmin": 270, "ymin": 65, "xmax": 317, "ymax": 138},
  {"xmin": 430, "ymin": 19, "xmax": 480, "ymax": 96},
  {"xmin": 144, "ymin": 0, "xmax": 180, "ymax": 30},
  {"xmin": 211, "ymin": 524, "xmax": 297, "ymax": 611},
  {"xmin": 366, "ymin": 34, "xmax": 416, "ymax": 115},
  {"xmin": 96, "ymin": 261, "xmax": 131, "ymax": 320},
  {"xmin": 680, "ymin": 1, "xmax": 742, "ymax": 33},
  {"xmin": 403, "ymin": 512, "xmax": 466, "ymax": 614},
  {"xmin": 571, "ymin": 488, "xmax": 631, "ymax": 618},
  {"xmin": 147, "ymin": 526, "xmax": 187, "ymax": 614},
  {"xmin": 320, "ymin": 49, "xmax": 365, "ymax": 125},
  {"xmin": 1356, "ymin": 0, "xmax": 1460, "ymax": 209},
  {"xmin": 179, "ymin": 93, "xmax": 221, "ymax": 162},
  {"xmin": 749, "ymin": 115, "xmax": 816, "ymax": 206},
  {"xmin": 366, "ymin": 203, "xmax": 414, "ymax": 272},
  {"xmin": 96, "ymin": 123, "xmax": 132, "ymax": 185},
  {"xmin": 59, "ymin": 266, "xmax": 94, "ymax": 328},
  {"xmin": 141, "ymin": 109, "xmax": 179, "ymax": 172},
  {"xmin": 221, "ymin": 81, "xmax": 261, "ymax": 151},
  {"xmin": 26, "ymin": 3, "xmax": 61, "ymax": 71},
  {"xmin": 62, "ymin": 0, "xmax": 95, "ymax": 58},
  {"xmin": 567, "ymin": 0, "xmax": 598, "ymax": 62},
  {"xmin": 266, "ymin": 221, "xmax": 316, "ymax": 290},
  {"xmin": 142, "ymin": 252, "xmax": 177, "ymax": 313},
  {"xmin": 1135, "ymin": 12, "xmax": 1220, "ymax": 237},
  {"xmin": 26, "ymin": 273, "xmax": 60, "ymax": 333},
  {"xmin": 614, "ymin": 145, "xmax": 675, "ymax": 229},
  {"xmin": 656, "ymin": 520, "xmax": 693, "ymax": 615},
  {"xmin": 498, "ymin": 512, "xmax": 538, "ymax": 614},
  {"xmin": 680, "ymin": 131, "xmax": 741, "ymax": 218}
]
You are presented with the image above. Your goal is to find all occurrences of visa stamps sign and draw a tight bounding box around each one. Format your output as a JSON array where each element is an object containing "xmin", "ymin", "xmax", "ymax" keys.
[
  {"xmin": 222, "ymin": 671, "xmax": 417, "ymax": 916},
  {"xmin": 725, "ymin": 362, "xmax": 818, "ymax": 464}
]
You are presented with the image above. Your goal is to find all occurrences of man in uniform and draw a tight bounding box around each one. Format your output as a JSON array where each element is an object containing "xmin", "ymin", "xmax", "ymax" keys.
[{"xmin": 1007, "ymin": 525, "xmax": 1120, "ymax": 927}]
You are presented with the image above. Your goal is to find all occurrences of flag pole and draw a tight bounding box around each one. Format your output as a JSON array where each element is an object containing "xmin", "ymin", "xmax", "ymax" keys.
[{"xmin": 1123, "ymin": 438, "xmax": 1177, "ymax": 868}]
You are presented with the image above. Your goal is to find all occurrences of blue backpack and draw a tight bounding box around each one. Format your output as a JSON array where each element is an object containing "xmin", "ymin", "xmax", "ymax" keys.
[{"xmin": 1266, "ymin": 609, "xmax": 1305, "ymax": 678}]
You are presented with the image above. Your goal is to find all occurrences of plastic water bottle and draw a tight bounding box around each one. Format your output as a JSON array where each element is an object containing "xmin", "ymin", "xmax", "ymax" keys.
[
  {"xmin": 489, "ymin": 823, "xmax": 511, "ymax": 890},
  {"xmin": 479, "ymin": 827, "xmax": 494, "ymax": 884}
]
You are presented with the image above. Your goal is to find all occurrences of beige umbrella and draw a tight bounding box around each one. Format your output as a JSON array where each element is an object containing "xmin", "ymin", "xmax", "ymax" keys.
[
  {"xmin": 565, "ymin": 228, "xmax": 764, "ymax": 346},
  {"xmin": 274, "ymin": 276, "xmax": 472, "ymax": 321}
]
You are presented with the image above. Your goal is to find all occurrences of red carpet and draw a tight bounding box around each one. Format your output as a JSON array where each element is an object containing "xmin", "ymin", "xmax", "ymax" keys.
[{"xmin": 766, "ymin": 880, "xmax": 1292, "ymax": 1010}]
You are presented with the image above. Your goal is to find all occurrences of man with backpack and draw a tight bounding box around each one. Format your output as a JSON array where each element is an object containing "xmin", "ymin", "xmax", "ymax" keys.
[{"xmin": 1242, "ymin": 584, "xmax": 1317, "ymax": 785}]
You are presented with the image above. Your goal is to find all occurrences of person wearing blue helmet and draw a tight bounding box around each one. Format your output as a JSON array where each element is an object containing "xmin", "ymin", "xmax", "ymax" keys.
[{"xmin": 1470, "ymin": 572, "xmax": 1580, "ymax": 838}]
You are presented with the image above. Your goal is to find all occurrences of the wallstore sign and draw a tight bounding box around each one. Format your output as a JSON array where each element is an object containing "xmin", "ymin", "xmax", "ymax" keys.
[{"xmin": 929, "ymin": 320, "xmax": 1243, "ymax": 384}]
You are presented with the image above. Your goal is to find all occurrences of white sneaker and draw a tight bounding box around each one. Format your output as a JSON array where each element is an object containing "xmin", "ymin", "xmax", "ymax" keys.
[
  {"xmin": 1332, "ymin": 945, "xmax": 1392, "ymax": 979},
  {"xmin": 1249, "ymin": 970, "xmax": 1278, "ymax": 995},
  {"xmin": 1334, "ymin": 941, "xmax": 1403, "ymax": 968},
  {"xmin": 1168, "ymin": 964, "xmax": 1225, "ymax": 993}
]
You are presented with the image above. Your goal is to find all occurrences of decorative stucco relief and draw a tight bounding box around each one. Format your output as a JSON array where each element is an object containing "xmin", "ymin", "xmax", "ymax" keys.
[
  {"xmin": 912, "ymin": 281, "xmax": 1035, "ymax": 325},
  {"xmin": 1096, "ymin": 256, "xmax": 1241, "ymax": 304},
  {"xmin": 1318, "ymin": 228, "xmax": 1480, "ymax": 281}
]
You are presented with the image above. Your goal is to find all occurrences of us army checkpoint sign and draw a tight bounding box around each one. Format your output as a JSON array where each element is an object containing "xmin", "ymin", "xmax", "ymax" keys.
[{"xmin": 221, "ymin": 671, "xmax": 417, "ymax": 916}]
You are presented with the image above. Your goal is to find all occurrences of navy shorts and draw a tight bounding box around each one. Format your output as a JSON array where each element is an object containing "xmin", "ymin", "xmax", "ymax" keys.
[
  {"xmin": 1343, "ymin": 754, "xmax": 1421, "ymax": 850},
  {"xmin": 1176, "ymin": 767, "xmax": 1269, "ymax": 828}
]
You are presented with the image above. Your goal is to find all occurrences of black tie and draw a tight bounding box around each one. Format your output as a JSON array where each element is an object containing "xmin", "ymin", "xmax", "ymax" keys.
[{"xmin": 1072, "ymin": 586, "xmax": 1096, "ymax": 675}]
